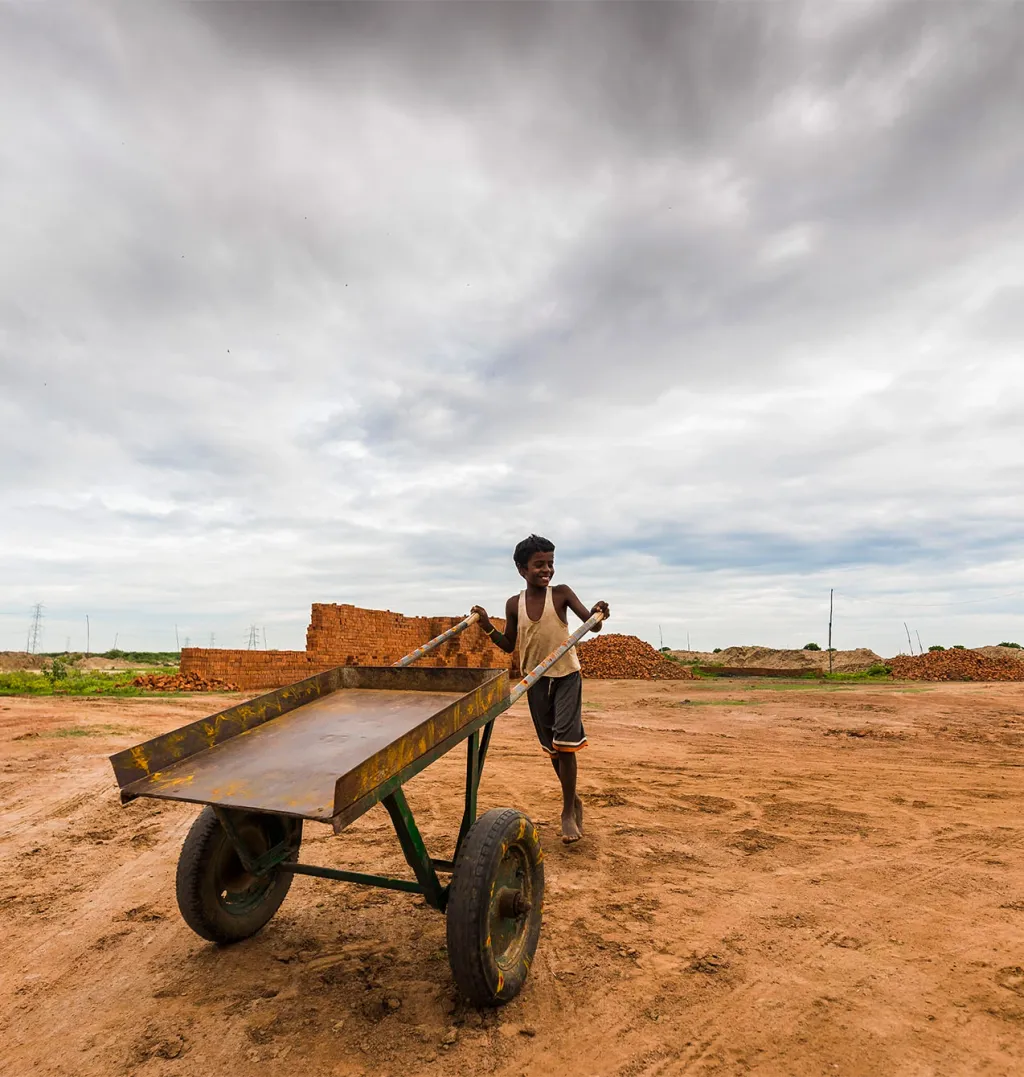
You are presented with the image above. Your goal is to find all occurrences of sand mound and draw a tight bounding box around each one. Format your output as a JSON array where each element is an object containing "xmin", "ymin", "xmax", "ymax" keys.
[
  {"xmin": 671, "ymin": 646, "xmax": 884, "ymax": 673},
  {"xmin": 579, "ymin": 634, "xmax": 694, "ymax": 679},
  {"xmin": 78, "ymin": 657, "xmax": 144, "ymax": 671},
  {"xmin": 0, "ymin": 652, "xmax": 46, "ymax": 672},
  {"xmin": 972, "ymin": 645, "xmax": 1024, "ymax": 663},
  {"xmin": 886, "ymin": 650, "xmax": 1024, "ymax": 682}
]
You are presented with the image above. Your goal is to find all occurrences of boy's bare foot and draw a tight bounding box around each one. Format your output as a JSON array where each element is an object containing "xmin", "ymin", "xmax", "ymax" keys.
[
  {"xmin": 574, "ymin": 795, "xmax": 584, "ymax": 835},
  {"xmin": 561, "ymin": 807, "xmax": 582, "ymax": 844}
]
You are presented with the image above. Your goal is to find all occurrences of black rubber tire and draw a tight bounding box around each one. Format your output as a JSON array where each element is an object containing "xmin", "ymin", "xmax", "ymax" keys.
[
  {"xmin": 446, "ymin": 807, "xmax": 544, "ymax": 1006},
  {"xmin": 175, "ymin": 806, "xmax": 302, "ymax": 944}
]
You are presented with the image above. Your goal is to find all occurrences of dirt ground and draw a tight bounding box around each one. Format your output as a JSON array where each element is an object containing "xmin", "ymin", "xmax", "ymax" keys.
[{"xmin": 2, "ymin": 680, "xmax": 1023, "ymax": 1077}]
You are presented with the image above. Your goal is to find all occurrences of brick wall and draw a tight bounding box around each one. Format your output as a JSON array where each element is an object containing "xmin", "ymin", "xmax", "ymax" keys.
[
  {"xmin": 306, "ymin": 603, "xmax": 507, "ymax": 669},
  {"xmin": 179, "ymin": 648, "xmax": 325, "ymax": 691},
  {"xmin": 181, "ymin": 604, "xmax": 513, "ymax": 690}
]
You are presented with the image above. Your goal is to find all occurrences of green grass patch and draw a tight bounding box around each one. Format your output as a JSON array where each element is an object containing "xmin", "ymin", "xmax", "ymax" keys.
[
  {"xmin": 690, "ymin": 665, "xmax": 823, "ymax": 681},
  {"xmin": 0, "ymin": 668, "xmax": 187, "ymax": 697},
  {"xmin": 821, "ymin": 665, "xmax": 893, "ymax": 682}
]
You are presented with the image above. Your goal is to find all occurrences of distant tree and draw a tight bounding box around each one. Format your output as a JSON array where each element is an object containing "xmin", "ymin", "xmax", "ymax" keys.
[
  {"xmin": 928, "ymin": 645, "xmax": 945, "ymax": 652},
  {"xmin": 712, "ymin": 647, "xmax": 722, "ymax": 654},
  {"xmin": 953, "ymin": 644, "xmax": 966, "ymax": 649},
  {"xmin": 999, "ymin": 641, "xmax": 1022, "ymax": 649},
  {"xmin": 803, "ymin": 643, "xmax": 821, "ymax": 651}
]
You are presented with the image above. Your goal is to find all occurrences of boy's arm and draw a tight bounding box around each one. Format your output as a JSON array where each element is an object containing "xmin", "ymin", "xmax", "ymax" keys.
[
  {"xmin": 470, "ymin": 596, "xmax": 519, "ymax": 654},
  {"xmin": 556, "ymin": 585, "xmax": 610, "ymax": 633}
]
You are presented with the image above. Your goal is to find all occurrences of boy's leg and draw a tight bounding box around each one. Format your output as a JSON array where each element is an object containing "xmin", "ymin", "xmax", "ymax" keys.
[
  {"xmin": 550, "ymin": 672, "xmax": 586, "ymax": 844},
  {"xmin": 551, "ymin": 752, "xmax": 582, "ymax": 844},
  {"xmin": 525, "ymin": 678, "xmax": 558, "ymax": 758},
  {"xmin": 548, "ymin": 755, "xmax": 584, "ymax": 840}
]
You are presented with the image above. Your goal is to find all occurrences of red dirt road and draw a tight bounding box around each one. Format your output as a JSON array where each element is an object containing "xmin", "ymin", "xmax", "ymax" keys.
[{"xmin": 1, "ymin": 680, "xmax": 1023, "ymax": 1076}]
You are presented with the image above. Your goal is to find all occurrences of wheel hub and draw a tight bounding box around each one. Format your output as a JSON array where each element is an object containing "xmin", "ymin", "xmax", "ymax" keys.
[{"xmin": 496, "ymin": 887, "xmax": 531, "ymax": 919}]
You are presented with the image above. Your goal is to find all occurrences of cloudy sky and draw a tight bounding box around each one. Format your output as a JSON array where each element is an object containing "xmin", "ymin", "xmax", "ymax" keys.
[{"xmin": 2, "ymin": 2, "xmax": 1023, "ymax": 656}]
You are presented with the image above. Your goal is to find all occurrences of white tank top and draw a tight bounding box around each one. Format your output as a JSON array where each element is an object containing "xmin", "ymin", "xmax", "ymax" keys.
[{"xmin": 517, "ymin": 589, "xmax": 581, "ymax": 679}]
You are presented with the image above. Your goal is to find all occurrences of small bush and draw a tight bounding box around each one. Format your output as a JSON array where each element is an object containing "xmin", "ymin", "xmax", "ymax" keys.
[
  {"xmin": 803, "ymin": 643, "xmax": 821, "ymax": 651},
  {"xmin": 999, "ymin": 641, "xmax": 1022, "ymax": 649},
  {"xmin": 864, "ymin": 663, "xmax": 893, "ymax": 677},
  {"xmin": 712, "ymin": 648, "xmax": 722, "ymax": 654},
  {"xmin": 928, "ymin": 645, "xmax": 945, "ymax": 652},
  {"xmin": 43, "ymin": 656, "xmax": 70, "ymax": 684},
  {"xmin": 953, "ymin": 644, "xmax": 966, "ymax": 649}
]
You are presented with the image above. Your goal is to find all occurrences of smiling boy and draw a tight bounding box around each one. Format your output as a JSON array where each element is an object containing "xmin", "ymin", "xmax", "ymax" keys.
[{"xmin": 472, "ymin": 534, "xmax": 609, "ymax": 844}]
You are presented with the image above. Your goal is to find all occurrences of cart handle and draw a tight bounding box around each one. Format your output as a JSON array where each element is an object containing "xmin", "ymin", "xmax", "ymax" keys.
[
  {"xmin": 392, "ymin": 612, "xmax": 480, "ymax": 667},
  {"xmin": 509, "ymin": 611, "xmax": 603, "ymax": 705}
]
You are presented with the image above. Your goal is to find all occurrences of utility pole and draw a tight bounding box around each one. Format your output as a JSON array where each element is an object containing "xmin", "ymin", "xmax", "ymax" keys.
[
  {"xmin": 916, "ymin": 629, "xmax": 924, "ymax": 655},
  {"xmin": 175, "ymin": 624, "xmax": 180, "ymax": 651},
  {"xmin": 659, "ymin": 625, "xmax": 663, "ymax": 649},
  {"xmin": 86, "ymin": 615, "xmax": 90, "ymax": 656},
  {"xmin": 28, "ymin": 603, "xmax": 43, "ymax": 654},
  {"xmin": 209, "ymin": 632, "xmax": 215, "ymax": 649},
  {"xmin": 263, "ymin": 627, "xmax": 268, "ymax": 651},
  {"xmin": 687, "ymin": 631, "xmax": 690, "ymax": 652},
  {"xmin": 903, "ymin": 622, "xmax": 913, "ymax": 655},
  {"xmin": 828, "ymin": 588, "xmax": 834, "ymax": 675},
  {"xmin": 247, "ymin": 624, "xmax": 260, "ymax": 650}
]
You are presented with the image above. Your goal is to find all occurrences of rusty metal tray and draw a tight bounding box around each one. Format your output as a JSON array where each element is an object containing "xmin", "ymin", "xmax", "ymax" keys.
[{"xmin": 110, "ymin": 665, "xmax": 509, "ymax": 832}]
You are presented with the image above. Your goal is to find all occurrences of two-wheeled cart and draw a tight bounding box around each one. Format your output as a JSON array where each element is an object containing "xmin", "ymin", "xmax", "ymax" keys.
[{"xmin": 109, "ymin": 611, "xmax": 601, "ymax": 1005}]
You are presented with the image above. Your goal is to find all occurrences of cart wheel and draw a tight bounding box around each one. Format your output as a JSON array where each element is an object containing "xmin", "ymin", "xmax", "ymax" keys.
[
  {"xmin": 446, "ymin": 807, "xmax": 544, "ymax": 1007},
  {"xmin": 175, "ymin": 806, "xmax": 302, "ymax": 944}
]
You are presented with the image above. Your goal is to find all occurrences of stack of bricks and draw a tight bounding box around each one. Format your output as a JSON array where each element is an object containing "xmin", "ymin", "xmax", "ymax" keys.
[
  {"xmin": 181, "ymin": 604, "xmax": 512, "ymax": 691},
  {"xmin": 179, "ymin": 648, "xmax": 321, "ymax": 692},
  {"xmin": 306, "ymin": 604, "xmax": 508, "ymax": 670}
]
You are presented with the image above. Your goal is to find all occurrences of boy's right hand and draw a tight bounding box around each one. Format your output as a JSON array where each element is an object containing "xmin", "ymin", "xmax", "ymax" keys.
[{"xmin": 471, "ymin": 605, "xmax": 493, "ymax": 632}]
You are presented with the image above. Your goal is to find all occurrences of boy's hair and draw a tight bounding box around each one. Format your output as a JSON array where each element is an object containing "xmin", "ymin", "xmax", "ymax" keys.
[{"xmin": 514, "ymin": 534, "xmax": 555, "ymax": 568}]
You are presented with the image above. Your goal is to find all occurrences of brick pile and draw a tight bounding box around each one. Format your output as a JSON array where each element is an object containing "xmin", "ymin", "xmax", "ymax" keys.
[
  {"xmin": 577, "ymin": 634, "xmax": 695, "ymax": 679},
  {"xmin": 887, "ymin": 650, "xmax": 1024, "ymax": 682},
  {"xmin": 132, "ymin": 670, "xmax": 240, "ymax": 692}
]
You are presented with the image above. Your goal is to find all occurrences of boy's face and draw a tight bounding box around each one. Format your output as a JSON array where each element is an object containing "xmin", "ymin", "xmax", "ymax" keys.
[{"xmin": 518, "ymin": 550, "xmax": 554, "ymax": 588}]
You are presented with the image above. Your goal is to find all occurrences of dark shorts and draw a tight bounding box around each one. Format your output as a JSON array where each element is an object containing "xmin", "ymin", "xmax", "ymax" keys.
[{"xmin": 526, "ymin": 671, "xmax": 587, "ymax": 756}]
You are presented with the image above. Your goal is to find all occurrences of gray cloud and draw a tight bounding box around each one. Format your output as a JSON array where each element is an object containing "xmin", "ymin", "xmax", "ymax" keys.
[{"xmin": 2, "ymin": 2, "xmax": 1023, "ymax": 656}]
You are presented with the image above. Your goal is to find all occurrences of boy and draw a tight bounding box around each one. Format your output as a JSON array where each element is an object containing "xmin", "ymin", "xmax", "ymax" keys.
[{"xmin": 472, "ymin": 534, "xmax": 610, "ymax": 845}]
